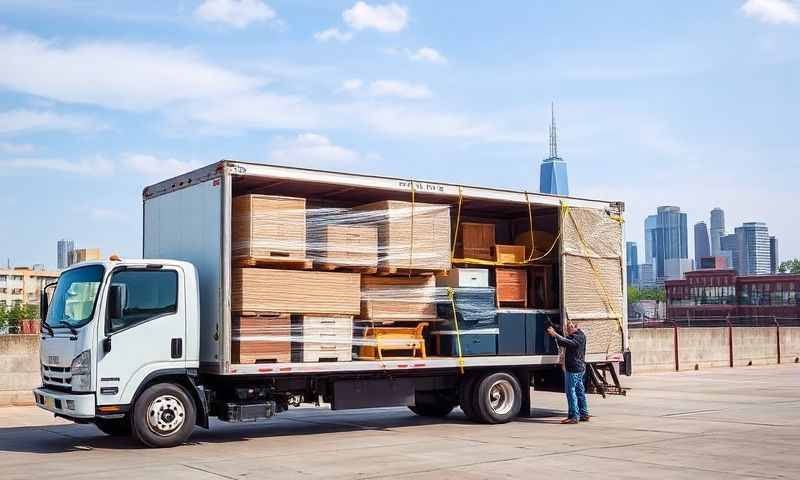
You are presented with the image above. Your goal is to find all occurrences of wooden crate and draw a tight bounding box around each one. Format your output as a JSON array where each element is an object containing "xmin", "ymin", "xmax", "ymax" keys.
[
  {"xmin": 456, "ymin": 222, "xmax": 495, "ymax": 260},
  {"xmin": 360, "ymin": 275, "xmax": 437, "ymax": 320},
  {"xmin": 495, "ymin": 268, "xmax": 527, "ymax": 307},
  {"xmin": 291, "ymin": 315, "xmax": 353, "ymax": 363},
  {"xmin": 231, "ymin": 314, "xmax": 291, "ymax": 364},
  {"xmin": 353, "ymin": 200, "xmax": 450, "ymax": 271},
  {"xmin": 232, "ymin": 194, "xmax": 306, "ymax": 260},
  {"xmin": 308, "ymin": 224, "xmax": 378, "ymax": 268},
  {"xmin": 493, "ymin": 244, "xmax": 526, "ymax": 264},
  {"xmin": 232, "ymin": 268, "xmax": 361, "ymax": 315}
]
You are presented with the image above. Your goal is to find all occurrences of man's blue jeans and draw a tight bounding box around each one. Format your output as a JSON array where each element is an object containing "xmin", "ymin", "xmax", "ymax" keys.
[{"xmin": 565, "ymin": 371, "xmax": 589, "ymax": 419}]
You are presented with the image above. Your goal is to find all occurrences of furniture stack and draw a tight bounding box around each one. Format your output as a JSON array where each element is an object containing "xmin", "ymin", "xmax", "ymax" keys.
[{"xmin": 232, "ymin": 195, "xmax": 308, "ymax": 265}]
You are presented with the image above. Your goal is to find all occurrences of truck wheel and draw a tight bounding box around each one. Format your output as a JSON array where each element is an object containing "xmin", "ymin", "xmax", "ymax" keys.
[
  {"xmin": 131, "ymin": 383, "xmax": 196, "ymax": 448},
  {"xmin": 408, "ymin": 391, "xmax": 456, "ymax": 417},
  {"xmin": 94, "ymin": 417, "xmax": 131, "ymax": 437},
  {"xmin": 473, "ymin": 372, "xmax": 522, "ymax": 424},
  {"xmin": 459, "ymin": 375, "xmax": 479, "ymax": 421}
]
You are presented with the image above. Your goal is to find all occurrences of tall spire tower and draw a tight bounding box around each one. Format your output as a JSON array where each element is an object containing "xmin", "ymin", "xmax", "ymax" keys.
[{"xmin": 539, "ymin": 102, "xmax": 569, "ymax": 195}]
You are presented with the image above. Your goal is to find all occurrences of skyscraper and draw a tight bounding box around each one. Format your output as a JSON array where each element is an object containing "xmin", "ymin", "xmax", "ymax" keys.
[
  {"xmin": 57, "ymin": 239, "xmax": 74, "ymax": 270},
  {"xmin": 735, "ymin": 222, "xmax": 770, "ymax": 275},
  {"xmin": 626, "ymin": 241, "xmax": 639, "ymax": 285},
  {"xmin": 644, "ymin": 215, "xmax": 657, "ymax": 265},
  {"xmin": 721, "ymin": 233, "xmax": 738, "ymax": 272},
  {"xmin": 770, "ymin": 236, "xmax": 779, "ymax": 274},
  {"xmin": 654, "ymin": 206, "xmax": 688, "ymax": 281},
  {"xmin": 710, "ymin": 208, "xmax": 725, "ymax": 256},
  {"xmin": 694, "ymin": 221, "xmax": 710, "ymax": 266},
  {"xmin": 539, "ymin": 103, "xmax": 569, "ymax": 195}
]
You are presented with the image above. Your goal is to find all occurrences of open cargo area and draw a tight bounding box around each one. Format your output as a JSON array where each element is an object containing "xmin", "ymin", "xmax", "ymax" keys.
[{"xmin": 143, "ymin": 161, "xmax": 627, "ymax": 376}]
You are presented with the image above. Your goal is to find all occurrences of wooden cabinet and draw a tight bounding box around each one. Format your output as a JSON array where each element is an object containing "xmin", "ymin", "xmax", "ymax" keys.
[
  {"xmin": 495, "ymin": 268, "xmax": 527, "ymax": 307},
  {"xmin": 456, "ymin": 222, "xmax": 495, "ymax": 260},
  {"xmin": 529, "ymin": 264, "xmax": 555, "ymax": 309}
]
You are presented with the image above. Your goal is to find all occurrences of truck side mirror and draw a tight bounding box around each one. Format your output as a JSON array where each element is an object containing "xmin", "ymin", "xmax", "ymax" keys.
[{"xmin": 108, "ymin": 285, "xmax": 126, "ymax": 320}]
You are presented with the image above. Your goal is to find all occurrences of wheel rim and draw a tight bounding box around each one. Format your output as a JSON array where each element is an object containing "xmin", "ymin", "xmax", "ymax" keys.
[
  {"xmin": 146, "ymin": 394, "xmax": 186, "ymax": 437},
  {"xmin": 488, "ymin": 380, "xmax": 514, "ymax": 415}
]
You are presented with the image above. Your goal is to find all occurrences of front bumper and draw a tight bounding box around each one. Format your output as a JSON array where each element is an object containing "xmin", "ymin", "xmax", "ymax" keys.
[{"xmin": 33, "ymin": 387, "xmax": 95, "ymax": 419}]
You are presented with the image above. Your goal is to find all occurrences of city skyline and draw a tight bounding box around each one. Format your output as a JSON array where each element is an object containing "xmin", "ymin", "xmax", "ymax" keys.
[{"xmin": 0, "ymin": 1, "xmax": 799, "ymax": 268}]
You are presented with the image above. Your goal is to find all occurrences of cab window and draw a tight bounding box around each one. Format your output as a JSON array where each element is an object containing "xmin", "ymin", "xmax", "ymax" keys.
[{"xmin": 107, "ymin": 270, "xmax": 178, "ymax": 333}]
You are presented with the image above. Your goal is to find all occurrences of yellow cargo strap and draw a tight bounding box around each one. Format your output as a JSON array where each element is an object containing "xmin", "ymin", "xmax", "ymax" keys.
[
  {"xmin": 447, "ymin": 287, "xmax": 465, "ymax": 373},
  {"xmin": 525, "ymin": 191, "xmax": 535, "ymax": 261},
  {"xmin": 450, "ymin": 186, "xmax": 464, "ymax": 262}
]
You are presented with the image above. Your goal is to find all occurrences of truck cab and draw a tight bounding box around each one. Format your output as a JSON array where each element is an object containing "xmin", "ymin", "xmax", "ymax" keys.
[{"xmin": 34, "ymin": 259, "xmax": 204, "ymax": 446}]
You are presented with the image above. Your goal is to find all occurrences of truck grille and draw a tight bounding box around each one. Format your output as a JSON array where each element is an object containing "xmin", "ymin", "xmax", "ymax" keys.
[{"xmin": 42, "ymin": 364, "xmax": 72, "ymax": 392}]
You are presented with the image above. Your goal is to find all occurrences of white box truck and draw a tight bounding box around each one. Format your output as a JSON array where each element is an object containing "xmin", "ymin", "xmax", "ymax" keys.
[{"xmin": 34, "ymin": 161, "xmax": 629, "ymax": 447}]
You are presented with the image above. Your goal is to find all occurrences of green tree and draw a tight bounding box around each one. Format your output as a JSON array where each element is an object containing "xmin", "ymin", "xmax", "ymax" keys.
[
  {"xmin": 0, "ymin": 306, "xmax": 7, "ymax": 328},
  {"xmin": 778, "ymin": 258, "xmax": 800, "ymax": 274}
]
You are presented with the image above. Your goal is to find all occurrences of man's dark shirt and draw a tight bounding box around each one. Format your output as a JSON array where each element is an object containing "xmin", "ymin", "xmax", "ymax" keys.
[{"xmin": 553, "ymin": 329, "xmax": 586, "ymax": 373}]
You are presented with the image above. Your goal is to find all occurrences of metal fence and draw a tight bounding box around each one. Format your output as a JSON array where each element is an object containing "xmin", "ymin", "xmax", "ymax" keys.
[{"xmin": 630, "ymin": 316, "xmax": 800, "ymax": 328}]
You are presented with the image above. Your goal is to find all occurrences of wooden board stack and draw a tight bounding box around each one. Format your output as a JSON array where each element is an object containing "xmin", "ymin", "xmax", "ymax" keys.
[
  {"xmin": 232, "ymin": 268, "xmax": 361, "ymax": 315},
  {"xmin": 354, "ymin": 200, "xmax": 450, "ymax": 272},
  {"xmin": 308, "ymin": 225, "xmax": 378, "ymax": 269},
  {"xmin": 360, "ymin": 275, "xmax": 438, "ymax": 320},
  {"xmin": 231, "ymin": 314, "xmax": 291, "ymax": 364},
  {"xmin": 232, "ymin": 194, "xmax": 307, "ymax": 262}
]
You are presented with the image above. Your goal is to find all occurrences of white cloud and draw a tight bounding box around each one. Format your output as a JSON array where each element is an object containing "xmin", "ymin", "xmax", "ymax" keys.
[
  {"xmin": 0, "ymin": 30, "xmax": 262, "ymax": 111},
  {"xmin": 367, "ymin": 80, "xmax": 432, "ymax": 99},
  {"xmin": 267, "ymin": 133, "xmax": 364, "ymax": 167},
  {"xmin": 0, "ymin": 142, "xmax": 36, "ymax": 154},
  {"xmin": 194, "ymin": 0, "xmax": 277, "ymax": 28},
  {"xmin": 408, "ymin": 47, "xmax": 447, "ymax": 64},
  {"xmin": 343, "ymin": 2, "xmax": 408, "ymax": 32},
  {"xmin": 0, "ymin": 109, "xmax": 102, "ymax": 134},
  {"xmin": 0, "ymin": 156, "xmax": 114, "ymax": 176},
  {"xmin": 742, "ymin": 0, "xmax": 800, "ymax": 24},
  {"xmin": 122, "ymin": 153, "xmax": 201, "ymax": 177},
  {"xmin": 313, "ymin": 28, "xmax": 353, "ymax": 43},
  {"xmin": 339, "ymin": 78, "xmax": 364, "ymax": 93}
]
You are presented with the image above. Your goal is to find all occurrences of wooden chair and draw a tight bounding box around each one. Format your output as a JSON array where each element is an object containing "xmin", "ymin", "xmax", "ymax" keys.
[{"xmin": 359, "ymin": 323, "xmax": 429, "ymax": 360}]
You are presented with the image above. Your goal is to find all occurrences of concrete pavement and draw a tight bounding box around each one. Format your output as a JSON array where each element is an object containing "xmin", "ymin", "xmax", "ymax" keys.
[{"xmin": 0, "ymin": 365, "xmax": 798, "ymax": 479}]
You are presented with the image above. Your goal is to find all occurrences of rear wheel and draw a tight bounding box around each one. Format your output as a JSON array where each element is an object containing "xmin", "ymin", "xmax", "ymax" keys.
[
  {"xmin": 459, "ymin": 375, "xmax": 479, "ymax": 420},
  {"xmin": 131, "ymin": 383, "xmax": 196, "ymax": 448},
  {"xmin": 94, "ymin": 417, "xmax": 131, "ymax": 437},
  {"xmin": 473, "ymin": 372, "xmax": 522, "ymax": 424}
]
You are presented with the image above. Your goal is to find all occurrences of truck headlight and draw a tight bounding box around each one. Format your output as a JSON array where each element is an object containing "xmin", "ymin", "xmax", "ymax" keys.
[{"xmin": 70, "ymin": 350, "xmax": 92, "ymax": 392}]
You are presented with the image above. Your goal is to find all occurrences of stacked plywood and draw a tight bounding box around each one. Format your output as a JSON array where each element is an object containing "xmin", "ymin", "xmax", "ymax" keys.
[
  {"xmin": 232, "ymin": 194, "xmax": 306, "ymax": 260},
  {"xmin": 308, "ymin": 225, "xmax": 378, "ymax": 268},
  {"xmin": 231, "ymin": 314, "xmax": 291, "ymax": 364},
  {"xmin": 291, "ymin": 315, "xmax": 353, "ymax": 362},
  {"xmin": 354, "ymin": 201, "xmax": 451, "ymax": 271},
  {"xmin": 360, "ymin": 275, "xmax": 437, "ymax": 320},
  {"xmin": 232, "ymin": 268, "xmax": 360, "ymax": 315}
]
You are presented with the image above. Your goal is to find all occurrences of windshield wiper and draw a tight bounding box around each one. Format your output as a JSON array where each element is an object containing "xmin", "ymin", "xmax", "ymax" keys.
[
  {"xmin": 55, "ymin": 322, "xmax": 79, "ymax": 335},
  {"xmin": 41, "ymin": 322, "xmax": 54, "ymax": 337}
]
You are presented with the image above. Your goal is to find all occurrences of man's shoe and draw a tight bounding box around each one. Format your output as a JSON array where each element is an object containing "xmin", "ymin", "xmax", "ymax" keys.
[
  {"xmin": 580, "ymin": 415, "xmax": 591, "ymax": 422},
  {"xmin": 560, "ymin": 418, "xmax": 578, "ymax": 424}
]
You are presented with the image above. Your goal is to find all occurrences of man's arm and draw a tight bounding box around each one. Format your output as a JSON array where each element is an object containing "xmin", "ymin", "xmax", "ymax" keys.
[{"xmin": 546, "ymin": 327, "xmax": 578, "ymax": 347}]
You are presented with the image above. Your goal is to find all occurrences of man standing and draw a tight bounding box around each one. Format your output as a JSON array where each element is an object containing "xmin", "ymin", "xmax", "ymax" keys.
[{"xmin": 546, "ymin": 321, "xmax": 589, "ymax": 424}]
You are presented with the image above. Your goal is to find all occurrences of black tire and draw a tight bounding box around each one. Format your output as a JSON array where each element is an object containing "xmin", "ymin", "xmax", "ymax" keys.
[
  {"xmin": 94, "ymin": 417, "xmax": 131, "ymax": 437},
  {"xmin": 459, "ymin": 375, "xmax": 479, "ymax": 421},
  {"xmin": 408, "ymin": 391, "xmax": 456, "ymax": 417},
  {"xmin": 473, "ymin": 372, "xmax": 522, "ymax": 424},
  {"xmin": 131, "ymin": 383, "xmax": 196, "ymax": 448}
]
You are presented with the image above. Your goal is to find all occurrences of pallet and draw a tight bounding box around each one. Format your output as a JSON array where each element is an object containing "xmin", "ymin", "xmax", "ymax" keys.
[
  {"xmin": 299, "ymin": 348, "xmax": 352, "ymax": 363},
  {"xmin": 234, "ymin": 256, "xmax": 313, "ymax": 269},
  {"xmin": 315, "ymin": 262, "xmax": 378, "ymax": 274},
  {"xmin": 233, "ymin": 354, "xmax": 292, "ymax": 365},
  {"xmin": 376, "ymin": 266, "xmax": 446, "ymax": 277}
]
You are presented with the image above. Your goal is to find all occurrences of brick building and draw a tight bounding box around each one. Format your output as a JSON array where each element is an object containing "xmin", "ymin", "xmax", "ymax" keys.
[{"xmin": 666, "ymin": 269, "xmax": 800, "ymax": 319}]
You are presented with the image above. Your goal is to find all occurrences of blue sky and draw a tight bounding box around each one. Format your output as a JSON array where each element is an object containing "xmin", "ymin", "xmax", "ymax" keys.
[{"xmin": 1, "ymin": 0, "xmax": 798, "ymax": 269}]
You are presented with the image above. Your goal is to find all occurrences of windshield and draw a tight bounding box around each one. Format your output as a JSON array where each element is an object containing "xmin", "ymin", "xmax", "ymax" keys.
[{"xmin": 46, "ymin": 265, "xmax": 105, "ymax": 330}]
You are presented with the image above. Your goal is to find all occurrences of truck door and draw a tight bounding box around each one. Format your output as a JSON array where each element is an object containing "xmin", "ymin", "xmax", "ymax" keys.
[{"xmin": 96, "ymin": 266, "xmax": 186, "ymax": 406}]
